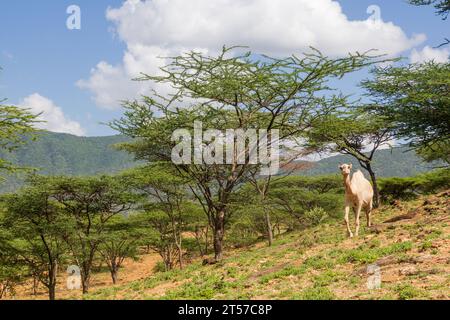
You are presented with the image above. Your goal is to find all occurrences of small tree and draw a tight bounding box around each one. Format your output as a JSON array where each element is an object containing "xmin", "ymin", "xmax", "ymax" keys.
[
  {"xmin": 269, "ymin": 175, "xmax": 343, "ymax": 228},
  {"xmin": 362, "ymin": 62, "xmax": 450, "ymax": 165},
  {"xmin": 0, "ymin": 221, "xmax": 26, "ymax": 299},
  {"xmin": 98, "ymin": 216, "xmax": 141, "ymax": 284},
  {"xmin": 131, "ymin": 210, "xmax": 179, "ymax": 271},
  {"xmin": 111, "ymin": 46, "xmax": 382, "ymax": 261},
  {"xmin": 2, "ymin": 183, "xmax": 69, "ymax": 300},
  {"xmin": 51, "ymin": 175, "xmax": 137, "ymax": 294},
  {"xmin": 123, "ymin": 164, "xmax": 194, "ymax": 269}
]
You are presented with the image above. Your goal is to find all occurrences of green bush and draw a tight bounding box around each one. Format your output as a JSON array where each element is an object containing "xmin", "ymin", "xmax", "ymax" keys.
[
  {"xmin": 379, "ymin": 169, "xmax": 449, "ymax": 202},
  {"xmin": 304, "ymin": 207, "xmax": 329, "ymax": 226}
]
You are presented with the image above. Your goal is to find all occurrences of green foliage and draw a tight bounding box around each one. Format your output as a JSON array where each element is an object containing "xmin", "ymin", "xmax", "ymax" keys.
[
  {"xmin": 409, "ymin": 0, "xmax": 450, "ymax": 19},
  {"xmin": 259, "ymin": 265, "xmax": 307, "ymax": 284},
  {"xmin": 98, "ymin": 215, "xmax": 142, "ymax": 284},
  {"xmin": 0, "ymin": 220, "xmax": 27, "ymax": 299},
  {"xmin": 395, "ymin": 283, "xmax": 424, "ymax": 300},
  {"xmin": 300, "ymin": 286, "xmax": 336, "ymax": 300},
  {"xmin": 340, "ymin": 241, "xmax": 413, "ymax": 264},
  {"xmin": 379, "ymin": 169, "xmax": 450, "ymax": 202},
  {"xmin": 304, "ymin": 207, "xmax": 329, "ymax": 227},
  {"xmin": 362, "ymin": 62, "xmax": 450, "ymax": 164},
  {"xmin": 269, "ymin": 175, "xmax": 343, "ymax": 224},
  {"xmin": 0, "ymin": 103, "xmax": 38, "ymax": 176},
  {"xmin": 164, "ymin": 273, "xmax": 228, "ymax": 300},
  {"xmin": 1, "ymin": 182, "xmax": 69, "ymax": 300},
  {"xmin": 124, "ymin": 164, "xmax": 204, "ymax": 270}
]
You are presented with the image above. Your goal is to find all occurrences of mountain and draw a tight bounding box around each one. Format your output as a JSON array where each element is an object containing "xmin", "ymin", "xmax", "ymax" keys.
[
  {"xmin": 301, "ymin": 147, "xmax": 441, "ymax": 178},
  {"xmin": 0, "ymin": 132, "xmax": 441, "ymax": 193},
  {"xmin": 0, "ymin": 132, "xmax": 138, "ymax": 193}
]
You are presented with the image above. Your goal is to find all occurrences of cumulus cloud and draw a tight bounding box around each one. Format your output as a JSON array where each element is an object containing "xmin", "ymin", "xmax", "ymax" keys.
[
  {"xmin": 79, "ymin": 0, "xmax": 426, "ymax": 109},
  {"xmin": 410, "ymin": 45, "xmax": 450, "ymax": 64},
  {"xmin": 19, "ymin": 93, "xmax": 86, "ymax": 136}
]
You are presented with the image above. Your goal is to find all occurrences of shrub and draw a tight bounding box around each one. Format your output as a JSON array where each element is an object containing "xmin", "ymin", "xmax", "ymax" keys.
[
  {"xmin": 304, "ymin": 207, "xmax": 329, "ymax": 226},
  {"xmin": 395, "ymin": 284, "xmax": 423, "ymax": 300},
  {"xmin": 379, "ymin": 169, "xmax": 449, "ymax": 202}
]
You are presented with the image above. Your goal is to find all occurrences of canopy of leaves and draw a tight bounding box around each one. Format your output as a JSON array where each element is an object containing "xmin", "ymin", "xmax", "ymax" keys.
[
  {"xmin": 0, "ymin": 104, "xmax": 38, "ymax": 174},
  {"xmin": 362, "ymin": 62, "xmax": 450, "ymax": 164},
  {"xmin": 409, "ymin": 0, "xmax": 450, "ymax": 19}
]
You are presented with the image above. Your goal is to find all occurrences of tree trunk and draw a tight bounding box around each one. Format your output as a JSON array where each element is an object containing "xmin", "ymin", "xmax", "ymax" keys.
[
  {"xmin": 32, "ymin": 275, "xmax": 39, "ymax": 295},
  {"xmin": 265, "ymin": 210, "xmax": 273, "ymax": 247},
  {"xmin": 81, "ymin": 272, "xmax": 90, "ymax": 294},
  {"xmin": 111, "ymin": 269, "xmax": 118, "ymax": 285},
  {"xmin": 366, "ymin": 163, "xmax": 380, "ymax": 208},
  {"xmin": 213, "ymin": 208, "xmax": 226, "ymax": 262},
  {"xmin": 176, "ymin": 242, "xmax": 183, "ymax": 270},
  {"xmin": 204, "ymin": 225, "xmax": 209, "ymax": 255},
  {"xmin": 48, "ymin": 263, "xmax": 57, "ymax": 300}
]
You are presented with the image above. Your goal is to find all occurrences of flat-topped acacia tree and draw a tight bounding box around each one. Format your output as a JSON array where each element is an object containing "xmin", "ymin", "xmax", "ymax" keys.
[{"xmin": 111, "ymin": 46, "xmax": 382, "ymax": 261}]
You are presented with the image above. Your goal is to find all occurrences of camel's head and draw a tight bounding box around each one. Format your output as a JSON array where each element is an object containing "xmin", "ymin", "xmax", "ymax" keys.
[{"xmin": 339, "ymin": 163, "xmax": 352, "ymax": 176}]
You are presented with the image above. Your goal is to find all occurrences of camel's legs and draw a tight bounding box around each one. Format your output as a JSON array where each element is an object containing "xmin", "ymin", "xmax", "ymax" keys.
[
  {"xmin": 344, "ymin": 205, "xmax": 353, "ymax": 238},
  {"xmin": 355, "ymin": 204, "xmax": 362, "ymax": 236}
]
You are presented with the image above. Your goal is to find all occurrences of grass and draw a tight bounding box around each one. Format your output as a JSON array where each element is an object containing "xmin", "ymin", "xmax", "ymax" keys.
[{"xmin": 394, "ymin": 284, "xmax": 426, "ymax": 300}]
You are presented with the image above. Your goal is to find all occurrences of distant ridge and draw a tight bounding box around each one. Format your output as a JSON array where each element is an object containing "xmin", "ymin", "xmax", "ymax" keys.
[{"xmin": 0, "ymin": 132, "xmax": 441, "ymax": 193}]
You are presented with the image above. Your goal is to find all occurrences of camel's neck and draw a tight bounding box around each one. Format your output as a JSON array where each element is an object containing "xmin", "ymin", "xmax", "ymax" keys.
[{"xmin": 343, "ymin": 174, "xmax": 355, "ymax": 195}]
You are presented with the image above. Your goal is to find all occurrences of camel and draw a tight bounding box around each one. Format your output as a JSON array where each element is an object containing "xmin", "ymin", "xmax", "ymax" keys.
[{"xmin": 339, "ymin": 164, "xmax": 374, "ymax": 238}]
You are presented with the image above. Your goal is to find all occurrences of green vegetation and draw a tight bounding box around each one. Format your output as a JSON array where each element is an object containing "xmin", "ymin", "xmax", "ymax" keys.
[
  {"xmin": 379, "ymin": 169, "xmax": 450, "ymax": 202},
  {"xmin": 0, "ymin": 100, "xmax": 38, "ymax": 176},
  {"xmin": 362, "ymin": 62, "xmax": 450, "ymax": 164}
]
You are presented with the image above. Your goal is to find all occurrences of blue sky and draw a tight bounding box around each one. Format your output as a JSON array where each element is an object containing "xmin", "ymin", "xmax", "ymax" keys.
[{"xmin": 0, "ymin": 0, "xmax": 448, "ymax": 136}]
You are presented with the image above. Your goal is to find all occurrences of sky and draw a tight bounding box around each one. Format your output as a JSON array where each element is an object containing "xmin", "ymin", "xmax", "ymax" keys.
[{"xmin": 0, "ymin": 0, "xmax": 448, "ymax": 137}]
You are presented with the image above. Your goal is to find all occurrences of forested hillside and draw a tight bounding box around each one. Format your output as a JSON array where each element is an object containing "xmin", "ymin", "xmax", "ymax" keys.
[
  {"xmin": 0, "ymin": 132, "xmax": 441, "ymax": 193},
  {"xmin": 0, "ymin": 132, "xmax": 138, "ymax": 193},
  {"xmin": 302, "ymin": 147, "xmax": 441, "ymax": 177}
]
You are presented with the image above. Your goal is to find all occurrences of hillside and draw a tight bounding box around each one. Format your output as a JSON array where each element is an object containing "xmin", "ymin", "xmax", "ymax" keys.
[
  {"xmin": 0, "ymin": 131, "xmax": 441, "ymax": 193},
  {"xmin": 0, "ymin": 132, "xmax": 138, "ymax": 193},
  {"xmin": 12, "ymin": 190, "xmax": 449, "ymax": 300},
  {"xmin": 301, "ymin": 147, "xmax": 441, "ymax": 177}
]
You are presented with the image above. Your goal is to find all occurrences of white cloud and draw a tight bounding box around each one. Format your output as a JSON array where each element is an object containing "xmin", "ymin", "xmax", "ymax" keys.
[
  {"xmin": 79, "ymin": 0, "xmax": 426, "ymax": 109},
  {"xmin": 410, "ymin": 45, "xmax": 450, "ymax": 64},
  {"xmin": 19, "ymin": 93, "xmax": 86, "ymax": 136}
]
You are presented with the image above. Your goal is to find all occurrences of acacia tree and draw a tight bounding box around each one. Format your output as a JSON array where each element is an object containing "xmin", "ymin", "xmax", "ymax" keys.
[
  {"xmin": 98, "ymin": 216, "xmax": 141, "ymax": 284},
  {"xmin": 0, "ymin": 102, "xmax": 38, "ymax": 174},
  {"xmin": 111, "ymin": 46, "xmax": 382, "ymax": 261},
  {"xmin": 362, "ymin": 62, "xmax": 450, "ymax": 165},
  {"xmin": 306, "ymin": 109, "xmax": 395, "ymax": 207},
  {"xmin": 245, "ymin": 159, "xmax": 311, "ymax": 246},
  {"xmin": 123, "ymin": 164, "xmax": 193, "ymax": 269},
  {"xmin": 2, "ymin": 182, "xmax": 68, "ymax": 300},
  {"xmin": 51, "ymin": 175, "xmax": 137, "ymax": 294},
  {"xmin": 0, "ymin": 220, "xmax": 26, "ymax": 299}
]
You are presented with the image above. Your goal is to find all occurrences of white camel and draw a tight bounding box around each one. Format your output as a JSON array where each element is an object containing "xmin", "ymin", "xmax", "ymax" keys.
[{"xmin": 339, "ymin": 164, "xmax": 374, "ymax": 238}]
